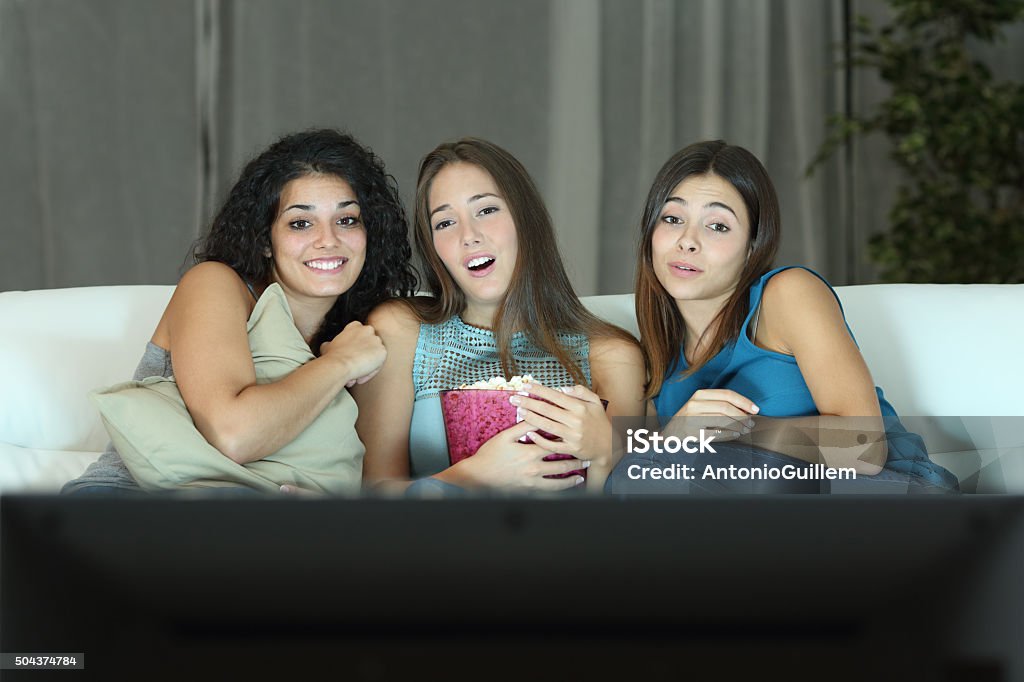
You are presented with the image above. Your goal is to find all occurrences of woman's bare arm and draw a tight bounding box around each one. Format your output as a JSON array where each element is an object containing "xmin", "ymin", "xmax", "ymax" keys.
[
  {"xmin": 351, "ymin": 299, "xmax": 421, "ymax": 493},
  {"xmin": 747, "ymin": 268, "xmax": 887, "ymax": 472},
  {"xmin": 161, "ymin": 262, "xmax": 384, "ymax": 463}
]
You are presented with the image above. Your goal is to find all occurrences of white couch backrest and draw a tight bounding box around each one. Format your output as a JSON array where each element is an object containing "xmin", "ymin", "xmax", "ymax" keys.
[
  {"xmin": 0, "ymin": 286, "xmax": 175, "ymax": 452},
  {"xmin": 583, "ymin": 284, "xmax": 1024, "ymax": 417},
  {"xmin": 2, "ymin": 283, "xmax": 1022, "ymax": 454},
  {"xmin": 832, "ymin": 284, "xmax": 1023, "ymax": 417}
]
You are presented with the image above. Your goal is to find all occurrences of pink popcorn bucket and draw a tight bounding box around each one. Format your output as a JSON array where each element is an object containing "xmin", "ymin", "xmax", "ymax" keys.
[{"xmin": 438, "ymin": 389, "xmax": 607, "ymax": 480}]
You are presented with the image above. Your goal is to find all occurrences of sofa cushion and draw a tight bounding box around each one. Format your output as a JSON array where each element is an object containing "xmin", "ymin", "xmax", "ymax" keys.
[
  {"xmin": 0, "ymin": 285, "xmax": 174, "ymax": 452},
  {"xmin": 834, "ymin": 284, "xmax": 1024, "ymax": 416},
  {"xmin": 0, "ymin": 442, "xmax": 97, "ymax": 494},
  {"xmin": 90, "ymin": 284, "xmax": 363, "ymax": 494}
]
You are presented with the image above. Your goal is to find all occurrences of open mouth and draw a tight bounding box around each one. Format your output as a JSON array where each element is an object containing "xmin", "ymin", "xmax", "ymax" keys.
[
  {"xmin": 304, "ymin": 257, "xmax": 348, "ymax": 272},
  {"xmin": 466, "ymin": 256, "xmax": 496, "ymax": 272}
]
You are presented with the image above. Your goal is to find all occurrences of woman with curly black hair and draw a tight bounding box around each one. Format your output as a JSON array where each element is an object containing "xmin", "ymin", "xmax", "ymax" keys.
[{"xmin": 64, "ymin": 129, "xmax": 417, "ymax": 494}]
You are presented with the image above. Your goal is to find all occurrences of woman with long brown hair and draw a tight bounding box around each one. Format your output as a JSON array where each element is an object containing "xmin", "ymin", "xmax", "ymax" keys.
[
  {"xmin": 354, "ymin": 137, "xmax": 645, "ymax": 494},
  {"xmin": 634, "ymin": 139, "xmax": 957, "ymax": 490}
]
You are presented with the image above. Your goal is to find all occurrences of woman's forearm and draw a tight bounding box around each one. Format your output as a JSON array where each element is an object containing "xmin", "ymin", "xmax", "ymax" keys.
[
  {"xmin": 198, "ymin": 354, "xmax": 357, "ymax": 463},
  {"xmin": 745, "ymin": 415, "xmax": 888, "ymax": 474}
]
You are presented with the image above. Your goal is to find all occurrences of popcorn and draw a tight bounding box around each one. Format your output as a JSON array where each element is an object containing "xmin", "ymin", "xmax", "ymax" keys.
[
  {"xmin": 459, "ymin": 374, "xmax": 537, "ymax": 391},
  {"xmin": 440, "ymin": 376, "xmax": 588, "ymax": 484}
]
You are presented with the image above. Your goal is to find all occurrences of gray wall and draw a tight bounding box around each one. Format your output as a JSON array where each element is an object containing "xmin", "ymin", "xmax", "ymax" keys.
[{"xmin": 2, "ymin": 0, "xmax": 1022, "ymax": 294}]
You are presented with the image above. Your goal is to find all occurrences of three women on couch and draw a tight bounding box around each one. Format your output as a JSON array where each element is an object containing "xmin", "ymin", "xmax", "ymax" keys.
[{"xmin": 67, "ymin": 127, "xmax": 955, "ymax": 494}]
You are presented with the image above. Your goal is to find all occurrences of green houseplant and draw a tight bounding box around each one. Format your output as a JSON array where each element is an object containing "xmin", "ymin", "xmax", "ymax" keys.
[{"xmin": 810, "ymin": 0, "xmax": 1024, "ymax": 283}]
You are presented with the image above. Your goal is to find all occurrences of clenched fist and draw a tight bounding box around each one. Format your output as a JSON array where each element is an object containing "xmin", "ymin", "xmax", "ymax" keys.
[{"xmin": 320, "ymin": 321, "xmax": 387, "ymax": 387}]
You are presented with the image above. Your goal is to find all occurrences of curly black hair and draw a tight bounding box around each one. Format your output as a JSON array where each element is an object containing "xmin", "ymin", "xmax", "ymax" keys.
[{"xmin": 192, "ymin": 128, "xmax": 418, "ymax": 352}]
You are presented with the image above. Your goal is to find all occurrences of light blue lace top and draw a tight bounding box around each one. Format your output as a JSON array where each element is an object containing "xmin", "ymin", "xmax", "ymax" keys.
[{"xmin": 409, "ymin": 315, "xmax": 591, "ymax": 478}]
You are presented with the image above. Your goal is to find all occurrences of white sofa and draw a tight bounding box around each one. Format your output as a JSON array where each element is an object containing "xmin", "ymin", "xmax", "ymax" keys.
[{"xmin": 2, "ymin": 283, "xmax": 1023, "ymax": 493}]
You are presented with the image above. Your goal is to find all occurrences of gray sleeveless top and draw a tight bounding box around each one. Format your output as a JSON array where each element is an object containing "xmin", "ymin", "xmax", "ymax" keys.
[
  {"xmin": 408, "ymin": 315, "xmax": 591, "ymax": 478},
  {"xmin": 62, "ymin": 342, "xmax": 172, "ymax": 493}
]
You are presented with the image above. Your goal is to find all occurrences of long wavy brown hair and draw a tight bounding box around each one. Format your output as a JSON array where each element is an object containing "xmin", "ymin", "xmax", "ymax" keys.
[
  {"xmin": 636, "ymin": 140, "xmax": 781, "ymax": 400},
  {"xmin": 413, "ymin": 137, "xmax": 636, "ymax": 386}
]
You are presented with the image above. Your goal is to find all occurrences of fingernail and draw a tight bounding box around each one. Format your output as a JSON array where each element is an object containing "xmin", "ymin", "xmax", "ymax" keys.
[
  {"xmin": 582, "ymin": 460, "xmax": 591, "ymax": 469},
  {"xmin": 575, "ymin": 476, "xmax": 585, "ymax": 486},
  {"xmin": 516, "ymin": 390, "xmax": 529, "ymax": 397},
  {"xmin": 280, "ymin": 485, "xmax": 291, "ymax": 493},
  {"xmin": 745, "ymin": 419, "xmax": 755, "ymax": 428},
  {"xmin": 509, "ymin": 395, "xmax": 521, "ymax": 405},
  {"xmin": 750, "ymin": 404, "xmax": 760, "ymax": 414},
  {"xmin": 527, "ymin": 432, "xmax": 539, "ymax": 440},
  {"xmin": 516, "ymin": 407, "xmax": 525, "ymax": 421}
]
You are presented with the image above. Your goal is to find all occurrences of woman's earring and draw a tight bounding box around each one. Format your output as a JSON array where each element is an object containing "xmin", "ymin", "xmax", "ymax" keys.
[{"xmin": 263, "ymin": 247, "xmax": 272, "ymax": 258}]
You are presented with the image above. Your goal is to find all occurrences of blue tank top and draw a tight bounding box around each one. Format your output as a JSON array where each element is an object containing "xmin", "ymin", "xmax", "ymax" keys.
[{"xmin": 653, "ymin": 266, "xmax": 958, "ymax": 490}]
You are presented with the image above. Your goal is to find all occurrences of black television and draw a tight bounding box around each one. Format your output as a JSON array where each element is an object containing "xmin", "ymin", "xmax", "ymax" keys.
[{"xmin": 2, "ymin": 494, "xmax": 1022, "ymax": 680}]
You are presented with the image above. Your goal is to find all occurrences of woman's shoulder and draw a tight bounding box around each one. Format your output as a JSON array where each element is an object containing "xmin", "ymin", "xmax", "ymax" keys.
[
  {"xmin": 153, "ymin": 262, "xmax": 254, "ymax": 350},
  {"xmin": 759, "ymin": 266, "xmax": 845, "ymax": 347},
  {"xmin": 177, "ymin": 261, "xmax": 250, "ymax": 293},
  {"xmin": 587, "ymin": 332, "xmax": 646, "ymax": 403},
  {"xmin": 170, "ymin": 262, "xmax": 254, "ymax": 311},
  {"xmin": 762, "ymin": 266, "xmax": 836, "ymax": 308},
  {"xmin": 366, "ymin": 297, "xmax": 427, "ymax": 338},
  {"xmin": 588, "ymin": 331, "xmax": 644, "ymax": 366}
]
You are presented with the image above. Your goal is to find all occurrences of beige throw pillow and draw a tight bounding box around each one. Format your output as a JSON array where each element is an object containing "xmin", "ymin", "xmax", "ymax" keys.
[{"xmin": 90, "ymin": 283, "xmax": 363, "ymax": 493}]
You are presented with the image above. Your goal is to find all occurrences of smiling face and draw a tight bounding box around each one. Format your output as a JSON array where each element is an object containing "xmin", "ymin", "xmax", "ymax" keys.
[
  {"xmin": 269, "ymin": 173, "xmax": 366, "ymax": 307},
  {"xmin": 650, "ymin": 172, "xmax": 752, "ymax": 311},
  {"xmin": 428, "ymin": 162, "xmax": 518, "ymax": 326}
]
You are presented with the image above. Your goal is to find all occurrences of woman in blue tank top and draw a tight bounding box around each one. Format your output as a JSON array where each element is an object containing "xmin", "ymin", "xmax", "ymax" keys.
[
  {"xmin": 632, "ymin": 140, "xmax": 957, "ymax": 491},
  {"xmin": 353, "ymin": 138, "xmax": 646, "ymax": 494}
]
